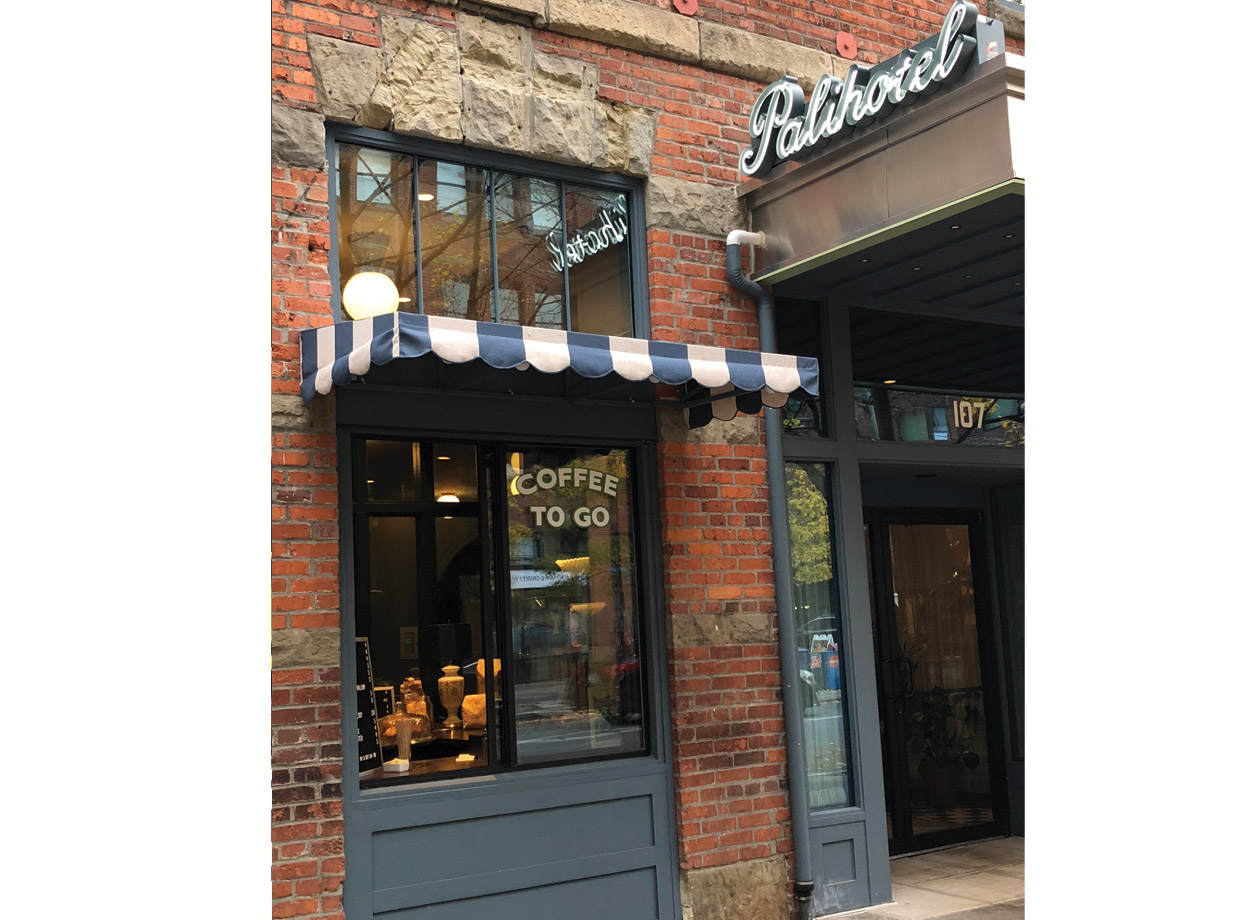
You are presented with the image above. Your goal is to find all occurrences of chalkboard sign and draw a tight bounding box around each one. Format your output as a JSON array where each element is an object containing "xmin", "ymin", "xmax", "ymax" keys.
[
  {"xmin": 374, "ymin": 685, "xmax": 395, "ymax": 720},
  {"xmin": 355, "ymin": 637, "xmax": 382, "ymax": 776}
]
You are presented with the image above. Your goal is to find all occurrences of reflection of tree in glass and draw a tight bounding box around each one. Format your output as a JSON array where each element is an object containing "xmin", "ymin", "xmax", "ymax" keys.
[{"xmin": 785, "ymin": 466, "xmax": 832, "ymax": 584}]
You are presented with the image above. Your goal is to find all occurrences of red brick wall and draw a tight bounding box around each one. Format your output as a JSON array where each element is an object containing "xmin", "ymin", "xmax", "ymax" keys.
[
  {"xmin": 272, "ymin": 158, "xmax": 345, "ymax": 919},
  {"xmin": 659, "ymin": 434, "xmax": 791, "ymax": 870}
]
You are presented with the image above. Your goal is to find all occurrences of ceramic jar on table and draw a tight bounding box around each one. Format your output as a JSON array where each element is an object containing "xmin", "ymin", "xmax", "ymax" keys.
[{"xmin": 439, "ymin": 665, "xmax": 465, "ymax": 728}]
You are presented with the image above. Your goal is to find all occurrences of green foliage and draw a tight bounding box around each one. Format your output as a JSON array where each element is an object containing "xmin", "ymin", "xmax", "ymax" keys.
[{"xmin": 785, "ymin": 466, "xmax": 832, "ymax": 585}]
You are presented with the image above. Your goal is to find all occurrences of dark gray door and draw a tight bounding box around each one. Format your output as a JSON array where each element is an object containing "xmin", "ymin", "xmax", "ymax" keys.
[{"xmin": 866, "ymin": 508, "xmax": 1008, "ymax": 855}]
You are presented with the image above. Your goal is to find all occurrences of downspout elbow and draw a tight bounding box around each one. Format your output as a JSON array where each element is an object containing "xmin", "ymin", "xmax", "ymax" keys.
[
  {"xmin": 726, "ymin": 229, "xmax": 766, "ymax": 249},
  {"xmin": 725, "ymin": 230, "xmax": 767, "ymax": 304}
]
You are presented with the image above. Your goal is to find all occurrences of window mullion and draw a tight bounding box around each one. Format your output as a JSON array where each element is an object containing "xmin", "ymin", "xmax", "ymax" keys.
[
  {"xmin": 488, "ymin": 170, "xmax": 501, "ymax": 324},
  {"xmin": 560, "ymin": 183, "xmax": 571, "ymax": 331},
  {"xmin": 413, "ymin": 157, "xmax": 424, "ymax": 314}
]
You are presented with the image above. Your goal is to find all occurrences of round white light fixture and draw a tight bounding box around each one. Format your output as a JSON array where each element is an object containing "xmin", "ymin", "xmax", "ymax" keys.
[{"xmin": 342, "ymin": 271, "xmax": 400, "ymax": 320}]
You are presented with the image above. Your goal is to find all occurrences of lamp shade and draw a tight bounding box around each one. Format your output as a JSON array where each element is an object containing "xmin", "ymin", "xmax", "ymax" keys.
[{"xmin": 342, "ymin": 271, "xmax": 400, "ymax": 320}]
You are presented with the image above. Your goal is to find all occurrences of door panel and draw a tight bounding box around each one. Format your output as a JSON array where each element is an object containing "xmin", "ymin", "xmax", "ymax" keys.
[{"xmin": 867, "ymin": 509, "xmax": 1006, "ymax": 854}]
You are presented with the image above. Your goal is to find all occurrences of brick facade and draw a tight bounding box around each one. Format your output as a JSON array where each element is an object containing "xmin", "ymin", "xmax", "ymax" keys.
[{"xmin": 271, "ymin": 2, "xmax": 1025, "ymax": 917}]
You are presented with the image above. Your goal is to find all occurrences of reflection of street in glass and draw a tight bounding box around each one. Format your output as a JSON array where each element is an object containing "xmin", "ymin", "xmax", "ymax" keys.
[
  {"xmin": 514, "ymin": 677, "xmax": 641, "ymax": 759},
  {"xmin": 804, "ymin": 696, "xmax": 849, "ymax": 808}
]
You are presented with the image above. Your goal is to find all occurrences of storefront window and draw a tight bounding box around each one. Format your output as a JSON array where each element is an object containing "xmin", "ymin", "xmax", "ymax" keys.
[
  {"xmin": 334, "ymin": 141, "xmax": 635, "ymax": 336},
  {"xmin": 493, "ymin": 171, "xmax": 564, "ymax": 328},
  {"xmin": 335, "ymin": 144, "xmax": 417, "ymax": 307},
  {"xmin": 352, "ymin": 438, "xmax": 647, "ymax": 788},
  {"xmin": 564, "ymin": 185, "xmax": 633, "ymax": 338},
  {"xmin": 505, "ymin": 447, "xmax": 644, "ymax": 763},
  {"xmin": 419, "ymin": 160, "xmax": 493, "ymax": 321},
  {"xmin": 785, "ymin": 461, "xmax": 853, "ymax": 808}
]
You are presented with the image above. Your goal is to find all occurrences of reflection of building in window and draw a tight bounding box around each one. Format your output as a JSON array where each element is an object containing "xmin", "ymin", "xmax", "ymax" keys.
[
  {"xmin": 495, "ymin": 289, "xmax": 519, "ymax": 324},
  {"xmin": 441, "ymin": 280, "xmax": 471, "ymax": 319},
  {"xmin": 356, "ymin": 149, "xmax": 395, "ymax": 206},
  {"xmin": 436, "ymin": 161, "xmax": 467, "ymax": 215}
]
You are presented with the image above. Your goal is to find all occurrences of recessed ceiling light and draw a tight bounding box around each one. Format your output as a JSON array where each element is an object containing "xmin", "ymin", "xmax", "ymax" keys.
[
  {"xmin": 859, "ymin": 258, "xmax": 870, "ymax": 263},
  {"xmin": 1004, "ymin": 233, "xmax": 1015, "ymax": 239},
  {"xmin": 912, "ymin": 266, "xmax": 922, "ymax": 271},
  {"xmin": 366, "ymin": 479, "xmax": 375, "ymax": 484},
  {"xmin": 436, "ymin": 455, "xmax": 451, "ymax": 461},
  {"xmin": 963, "ymin": 274, "xmax": 973, "ymax": 279},
  {"xmin": 883, "ymin": 379, "xmax": 897, "ymax": 385},
  {"xmin": 437, "ymin": 493, "xmax": 460, "ymax": 503},
  {"xmin": 418, "ymin": 193, "xmax": 435, "ymax": 202},
  {"xmin": 949, "ymin": 224, "xmax": 961, "ymax": 229},
  {"xmin": 1013, "ymin": 281, "xmax": 1022, "ymax": 286}
]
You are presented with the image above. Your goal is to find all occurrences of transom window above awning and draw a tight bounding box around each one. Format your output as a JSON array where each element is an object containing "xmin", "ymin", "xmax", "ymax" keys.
[{"xmin": 299, "ymin": 314, "xmax": 818, "ymax": 429}]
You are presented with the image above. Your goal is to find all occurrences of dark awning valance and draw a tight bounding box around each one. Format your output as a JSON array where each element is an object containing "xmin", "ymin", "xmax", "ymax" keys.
[{"xmin": 299, "ymin": 314, "xmax": 818, "ymax": 428}]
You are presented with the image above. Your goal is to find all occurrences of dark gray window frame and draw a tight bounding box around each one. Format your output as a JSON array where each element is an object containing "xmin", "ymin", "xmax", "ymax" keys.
[
  {"xmin": 336, "ymin": 391, "xmax": 675, "ymax": 797},
  {"xmin": 326, "ymin": 125, "xmax": 650, "ymax": 339}
]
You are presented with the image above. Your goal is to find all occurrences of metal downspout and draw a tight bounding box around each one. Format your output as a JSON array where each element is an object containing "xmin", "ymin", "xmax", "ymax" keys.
[{"xmin": 725, "ymin": 230, "xmax": 815, "ymax": 920}]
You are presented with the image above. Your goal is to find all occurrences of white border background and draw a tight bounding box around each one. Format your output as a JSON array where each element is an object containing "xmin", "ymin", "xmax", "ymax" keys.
[{"xmin": 4, "ymin": 2, "xmax": 1236, "ymax": 916}]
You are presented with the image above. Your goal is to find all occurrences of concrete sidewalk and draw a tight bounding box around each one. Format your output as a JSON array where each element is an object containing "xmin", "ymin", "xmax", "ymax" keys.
[{"xmin": 860, "ymin": 837, "xmax": 1025, "ymax": 920}]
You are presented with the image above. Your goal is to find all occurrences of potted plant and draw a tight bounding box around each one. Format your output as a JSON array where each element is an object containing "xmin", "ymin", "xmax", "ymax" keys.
[{"xmin": 911, "ymin": 688, "xmax": 981, "ymax": 808}]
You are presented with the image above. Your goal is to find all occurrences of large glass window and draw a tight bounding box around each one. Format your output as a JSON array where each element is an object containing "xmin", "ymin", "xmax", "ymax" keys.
[
  {"xmin": 335, "ymin": 145, "xmax": 417, "ymax": 307},
  {"xmin": 334, "ymin": 142, "xmax": 635, "ymax": 336},
  {"xmin": 505, "ymin": 447, "xmax": 644, "ymax": 762},
  {"xmin": 352, "ymin": 438, "xmax": 648, "ymax": 788},
  {"xmin": 785, "ymin": 461, "xmax": 853, "ymax": 808}
]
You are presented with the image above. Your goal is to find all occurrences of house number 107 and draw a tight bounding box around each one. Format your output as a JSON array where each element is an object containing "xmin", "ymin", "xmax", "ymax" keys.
[{"xmin": 952, "ymin": 399, "xmax": 988, "ymax": 429}]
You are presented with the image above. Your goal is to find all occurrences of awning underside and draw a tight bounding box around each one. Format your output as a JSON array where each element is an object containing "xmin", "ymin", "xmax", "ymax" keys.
[{"xmin": 299, "ymin": 314, "xmax": 818, "ymax": 428}]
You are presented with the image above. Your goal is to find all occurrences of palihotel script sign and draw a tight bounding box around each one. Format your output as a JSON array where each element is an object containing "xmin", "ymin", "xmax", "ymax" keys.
[{"xmin": 739, "ymin": 1, "xmax": 1004, "ymax": 179}]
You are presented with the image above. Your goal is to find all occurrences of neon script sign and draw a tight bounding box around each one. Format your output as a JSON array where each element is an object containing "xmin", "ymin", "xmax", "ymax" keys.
[
  {"xmin": 546, "ymin": 207, "xmax": 628, "ymax": 272},
  {"xmin": 739, "ymin": 1, "xmax": 999, "ymax": 179}
]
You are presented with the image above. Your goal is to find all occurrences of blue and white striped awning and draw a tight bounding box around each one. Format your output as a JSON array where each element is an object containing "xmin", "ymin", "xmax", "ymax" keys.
[{"xmin": 299, "ymin": 314, "xmax": 818, "ymax": 428}]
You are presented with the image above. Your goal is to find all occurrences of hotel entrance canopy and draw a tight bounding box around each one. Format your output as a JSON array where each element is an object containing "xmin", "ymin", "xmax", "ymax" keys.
[{"xmin": 738, "ymin": 51, "xmax": 1025, "ymax": 327}]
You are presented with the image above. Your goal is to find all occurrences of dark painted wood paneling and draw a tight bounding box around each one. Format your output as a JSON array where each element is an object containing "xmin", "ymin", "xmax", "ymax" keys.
[
  {"xmin": 351, "ymin": 758, "xmax": 675, "ymax": 918},
  {"xmin": 811, "ymin": 822, "xmax": 870, "ymax": 915},
  {"xmin": 378, "ymin": 868, "xmax": 661, "ymax": 920},
  {"xmin": 371, "ymin": 794, "xmax": 657, "ymax": 889}
]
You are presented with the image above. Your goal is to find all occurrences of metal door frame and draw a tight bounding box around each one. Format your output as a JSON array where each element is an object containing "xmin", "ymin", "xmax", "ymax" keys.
[{"xmin": 864, "ymin": 506, "xmax": 1009, "ymax": 855}]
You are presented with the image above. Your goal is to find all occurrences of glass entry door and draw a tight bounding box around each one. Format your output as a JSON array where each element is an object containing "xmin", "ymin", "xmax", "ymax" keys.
[{"xmin": 866, "ymin": 509, "xmax": 1006, "ymax": 854}]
